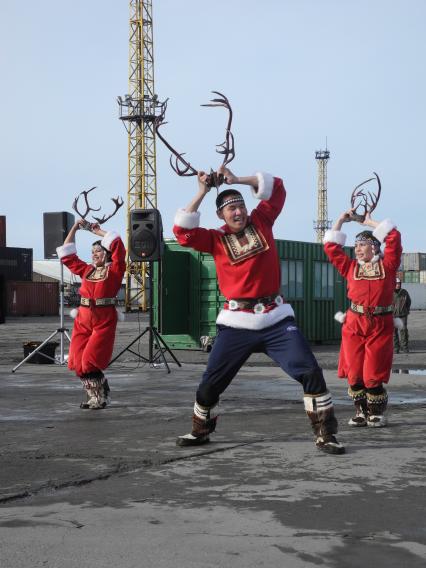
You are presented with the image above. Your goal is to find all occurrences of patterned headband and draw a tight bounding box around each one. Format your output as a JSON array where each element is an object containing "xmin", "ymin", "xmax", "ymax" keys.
[{"xmin": 217, "ymin": 196, "xmax": 245, "ymax": 211}]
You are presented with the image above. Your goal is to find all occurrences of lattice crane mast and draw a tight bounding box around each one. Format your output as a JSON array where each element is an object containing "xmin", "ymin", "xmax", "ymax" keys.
[
  {"xmin": 117, "ymin": 0, "xmax": 164, "ymax": 311},
  {"xmin": 314, "ymin": 148, "xmax": 332, "ymax": 243}
]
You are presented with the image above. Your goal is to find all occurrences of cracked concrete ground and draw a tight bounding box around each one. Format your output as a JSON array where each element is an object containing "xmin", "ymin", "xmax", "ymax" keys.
[{"xmin": 0, "ymin": 313, "xmax": 425, "ymax": 567}]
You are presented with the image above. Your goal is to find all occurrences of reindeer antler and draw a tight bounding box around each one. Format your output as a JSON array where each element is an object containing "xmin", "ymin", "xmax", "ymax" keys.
[
  {"xmin": 350, "ymin": 172, "xmax": 381, "ymax": 222},
  {"xmin": 201, "ymin": 91, "xmax": 235, "ymax": 168},
  {"xmin": 72, "ymin": 186, "xmax": 101, "ymax": 221},
  {"xmin": 72, "ymin": 187, "xmax": 123, "ymax": 229},
  {"xmin": 92, "ymin": 196, "xmax": 124, "ymax": 225},
  {"xmin": 154, "ymin": 100, "xmax": 198, "ymax": 179},
  {"xmin": 155, "ymin": 91, "xmax": 236, "ymax": 189}
]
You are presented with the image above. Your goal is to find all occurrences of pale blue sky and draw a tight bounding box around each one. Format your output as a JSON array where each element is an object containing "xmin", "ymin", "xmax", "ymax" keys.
[{"xmin": 0, "ymin": 0, "xmax": 425, "ymax": 259}]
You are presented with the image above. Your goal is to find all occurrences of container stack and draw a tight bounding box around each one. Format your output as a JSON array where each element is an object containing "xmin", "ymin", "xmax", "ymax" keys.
[{"xmin": 399, "ymin": 252, "xmax": 426, "ymax": 284}]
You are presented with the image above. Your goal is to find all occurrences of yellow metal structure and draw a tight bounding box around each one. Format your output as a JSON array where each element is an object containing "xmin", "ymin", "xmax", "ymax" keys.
[
  {"xmin": 314, "ymin": 149, "xmax": 332, "ymax": 243},
  {"xmin": 118, "ymin": 0, "xmax": 160, "ymax": 311}
]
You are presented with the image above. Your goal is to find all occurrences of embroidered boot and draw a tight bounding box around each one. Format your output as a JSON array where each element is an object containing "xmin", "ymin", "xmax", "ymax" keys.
[
  {"xmin": 366, "ymin": 387, "xmax": 388, "ymax": 427},
  {"xmin": 347, "ymin": 386, "xmax": 368, "ymax": 427},
  {"xmin": 176, "ymin": 402, "xmax": 218, "ymax": 447},
  {"xmin": 304, "ymin": 392, "xmax": 345, "ymax": 455},
  {"xmin": 80, "ymin": 374, "xmax": 108, "ymax": 409}
]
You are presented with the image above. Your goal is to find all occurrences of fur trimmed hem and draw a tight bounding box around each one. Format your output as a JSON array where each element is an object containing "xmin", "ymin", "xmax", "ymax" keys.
[
  {"xmin": 101, "ymin": 231, "xmax": 120, "ymax": 250},
  {"xmin": 334, "ymin": 311, "xmax": 347, "ymax": 324},
  {"xmin": 216, "ymin": 302, "xmax": 295, "ymax": 330},
  {"xmin": 56, "ymin": 242, "xmax": 77, "ymax": 259},
  {"xmin": 251, "ymin": 172, "xmax": 274, "ymax": 200},
  {"xmin": 373, "ymin": 218, "xmax": 396, "ymax": 243},
  {"xmin": 323, "ymin": 230, "xmax": 347, "ymax": 246},
  {"xmin": 174, "ymin": 209, "xmax": 201, "ymax": 229}
]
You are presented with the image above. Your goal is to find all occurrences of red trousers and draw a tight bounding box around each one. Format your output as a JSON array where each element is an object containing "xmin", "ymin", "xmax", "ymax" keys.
[
  {"xmin": 338, "ymin": 311, "xmax": 394, "ymax": 388},
  {"xmin": 68, "ymin": 306, "xmax": 117, "ymax": 377}
]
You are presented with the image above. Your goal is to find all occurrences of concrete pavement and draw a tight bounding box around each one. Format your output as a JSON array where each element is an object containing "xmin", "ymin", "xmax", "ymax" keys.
[{"xmin": 0, "ymin": 313, "xmax": 425, "ymax": 567}]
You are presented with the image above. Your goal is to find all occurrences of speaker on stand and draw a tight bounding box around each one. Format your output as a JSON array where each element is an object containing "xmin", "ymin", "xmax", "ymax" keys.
[{"xmin": 109, "ymin": 209, "xmax": 180, "ymax": 373}]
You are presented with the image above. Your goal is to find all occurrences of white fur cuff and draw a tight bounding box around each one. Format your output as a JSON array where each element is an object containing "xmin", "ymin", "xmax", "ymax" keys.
[
  {"xmin": 56, "ymin": 242, "xmax": 77, "ymax": 259},
  {"xmin": 216, "ymin": 302, "xmax": 294, "ymax": 330},
  {"xmin": 174, "ymin": 209, "xmax": 201, "ymax": 229},
  {"xmin": 373, "ymin": 219, "xmax": 396, "ymax": 243},
  {"xmin": 323, "ymin": 230, "xmax": 347, "ymax": 246},
  {"xmin": 101, "ymin": 231, "xmax": 120, "ymax": 250},
  {"xmin": 334, "ymin": 311, "xmax": 347, "ymax": 324},
  {"xmin": 394, "ymin": 317, "xmax": 404, "ymax": 330},
  {"xmin": 251, "ymin": 172, "xmax": 274, "ymax": 200}
]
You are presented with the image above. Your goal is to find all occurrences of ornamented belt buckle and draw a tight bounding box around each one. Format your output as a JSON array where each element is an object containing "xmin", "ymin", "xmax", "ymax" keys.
[
  {"xmin": 254, "ymin": 302, "xmax": 266, "ymax": 314},
  {"xmin": 274, "ymin": 295, "xmax": 283, "ymax": 306},
  {"xmin": 229, "ymin": 300, "xmax": 239, "ymax": 311}
]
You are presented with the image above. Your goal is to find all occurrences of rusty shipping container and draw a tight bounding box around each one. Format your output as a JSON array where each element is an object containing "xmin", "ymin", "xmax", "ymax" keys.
[
  {"xmin": 0, "ymin": 216, "xmax": 6, "ymax": 247},
  {"xmin": 6, "ymin": 281, "xmax": 59, "ymax": 316},
  {"xmin": 0, "ymin": 247, "xmax": 32, "ymax": 281}
]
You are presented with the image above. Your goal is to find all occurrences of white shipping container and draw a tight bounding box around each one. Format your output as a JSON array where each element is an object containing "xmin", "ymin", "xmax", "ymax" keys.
[
  {"xmin": 402, "ymin": 252, "xmax": 426, "ymax": 271},
  {"xmin": 420, "ymin": 271, "xmax": 426, "ymax": 284}
]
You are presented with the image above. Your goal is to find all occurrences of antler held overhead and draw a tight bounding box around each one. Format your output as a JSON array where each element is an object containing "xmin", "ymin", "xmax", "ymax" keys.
[
  {"xmin": 350, "ymin": 172, "xmax": 381, "ymax": 222},
  {"xmin": 72, "ymin": 187, "xmax": 124, "ymax": 230},
  {"xmin": 155, "ymin": 91, "xmax": 236, "ymax": 189}
]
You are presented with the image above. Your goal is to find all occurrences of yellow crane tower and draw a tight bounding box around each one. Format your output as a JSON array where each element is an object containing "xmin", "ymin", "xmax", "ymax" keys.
[
  {"xmin": 117, "ymin": 0, "xmax": 163, "ymax": 311},
  {"xmin": 314, "ymin": 148, "xmax": 332, "ymax": 243}
]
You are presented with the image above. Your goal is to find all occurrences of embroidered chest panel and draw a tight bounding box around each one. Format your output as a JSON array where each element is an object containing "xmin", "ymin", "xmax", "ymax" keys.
[
  {"xmin": 86, "ymin": 265, "xmax": 109, "ymax": 282},
  {"xmin": 353, "ymin": 259, "xmax": 385, "ymax": 280},
  {"xmin": 220, "ymin": 224, "xmax": 269, "ymax": 265}
]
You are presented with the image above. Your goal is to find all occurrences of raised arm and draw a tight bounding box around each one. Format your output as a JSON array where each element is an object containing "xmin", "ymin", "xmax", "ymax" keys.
[
  {"xmin": 323, "ymin": 210, "xmax": 354, "ymax": 278},
  {"xmin": 173, "ymin": 171, "xmax": 215, "ymax": 254}
]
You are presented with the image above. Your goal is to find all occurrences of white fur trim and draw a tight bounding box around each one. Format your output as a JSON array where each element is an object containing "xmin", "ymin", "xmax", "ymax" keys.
[
  {"xmin": 394, "ymin": 317, "xmax": 404, "ymax": 330},
  {"xmin": 174, "ymin": 209, "xmax": 201, "ymax": 229},
  {"xmin": 70, "ymin": 308, "xmax": 79, "ymax": 319},
  {"xmin": 101, "ymin": 231, "xmax": 120, "ymax": 251},
  {"xmin": 216, "ymin": 302, "xmax": 294, "ymax": 330},
  {"xmin": 251, "ymin": 172, "xmax": 274, "ymax": 200},
  {"xmin": 323, "ymin": 230, "xmax": 347, "ymax": 246},
  {"xmin": 334, "ymin": 311, "xmax": 347, "ymax": 324},
  {"xmin": 56, "ymin": 242, "xmax": 77, "ymax": 259},
  {"xmin": 116, "ymin": 308, "xmax": 125, "ymax": 322},
  {"xmin": 373, "ymin": 219, "xmax": 396, "ymax": 243}
]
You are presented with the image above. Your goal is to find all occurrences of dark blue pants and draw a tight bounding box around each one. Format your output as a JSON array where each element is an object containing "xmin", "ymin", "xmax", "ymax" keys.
[{"xmin": 196, "ymin": 317, "xmax": 327, "ymax": 407}]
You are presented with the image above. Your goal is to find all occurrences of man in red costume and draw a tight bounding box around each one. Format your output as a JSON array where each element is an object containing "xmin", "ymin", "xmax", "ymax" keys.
[
  {"xmin": 324, "ymin": 211, "xmax": 402, "ymax": 427},
  {"xmin": 57, "ymin": 221, "xmax": 126, "ymax": 409},
  {"xmin": 172, "ymin": 166, "xmax": 345, "ymax": 455}
]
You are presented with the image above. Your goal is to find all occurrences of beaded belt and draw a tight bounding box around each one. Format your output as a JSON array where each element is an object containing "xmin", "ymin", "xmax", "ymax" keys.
[
  {"xmin": 350, "ymin": 302, "xmax": 393, "ymax": 316},
  {"xmin": 226, "ymin": 293, "xmax": 283, "ymax": 314},
  {"xmin": 80, "ymin": 297, "xmax": 116, "ymax": 307}
]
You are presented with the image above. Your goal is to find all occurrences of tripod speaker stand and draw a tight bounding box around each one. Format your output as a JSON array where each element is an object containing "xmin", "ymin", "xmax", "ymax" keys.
[
  {"xmin": 12, "ymin": 262, "xmax": 71, "ymax": 372},
  {"xmin": 108, "ymin": 261, "xmax": 181, "ymax": 374}
]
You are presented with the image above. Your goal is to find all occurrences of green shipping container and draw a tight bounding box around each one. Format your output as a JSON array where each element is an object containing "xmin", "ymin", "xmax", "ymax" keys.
[{"xmin": 153, "ymin": 239, "xmax": 352, "ymax": 349}]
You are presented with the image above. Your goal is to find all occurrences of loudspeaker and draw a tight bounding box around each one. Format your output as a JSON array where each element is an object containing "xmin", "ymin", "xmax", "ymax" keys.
[
  {"xmin": 43, "ymin": 212, "xmax": 75, "ymax": 259},
  {"xmin": 129, "ymin": 209, "xmax": 163, "ymax": 262}
]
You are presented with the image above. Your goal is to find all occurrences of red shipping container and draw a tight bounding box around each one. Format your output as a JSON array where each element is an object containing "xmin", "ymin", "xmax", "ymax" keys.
[
  {"xmin": 0, "ymin": 216, "xmax": 5, "ymax": 247},
  {"xmin": 6, "ymin": 281, "xmax": 59, "ymax": 316}
]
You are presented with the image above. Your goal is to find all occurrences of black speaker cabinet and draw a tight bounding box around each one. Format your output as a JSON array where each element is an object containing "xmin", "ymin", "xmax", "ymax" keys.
[
  {"xmin": 43, "ymin": 212, "xmax": 75, "ymax": 259},
  {"xmin": 129, "ymin": 209, "xmax": 163, "ymax": 262}
]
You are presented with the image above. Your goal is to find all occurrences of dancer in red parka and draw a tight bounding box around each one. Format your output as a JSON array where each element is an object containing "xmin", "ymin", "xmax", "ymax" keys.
[
  {"xmin": 57, "ymin": 220, "xmax": 126, "ymax": 409},
  {"xmin": 323, "ymin": 211, "xmax": 402, "ymax": 427}
]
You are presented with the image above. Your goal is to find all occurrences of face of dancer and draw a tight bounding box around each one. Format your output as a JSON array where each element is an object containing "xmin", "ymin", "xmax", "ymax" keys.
[
  {"xmin": 92, "ymin": 245, "xmax": 107, "ymax": 267},
  {"xmin": 217, "ymin": 196, "xmax": 248, "ymax": 233},
  {"xmin": 395, "ymin": 280, "xmax": 401, "ymax": 291},
  {"xmin": 354, "ymin": 240, "xmax": 376, "ymax": 263}
]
